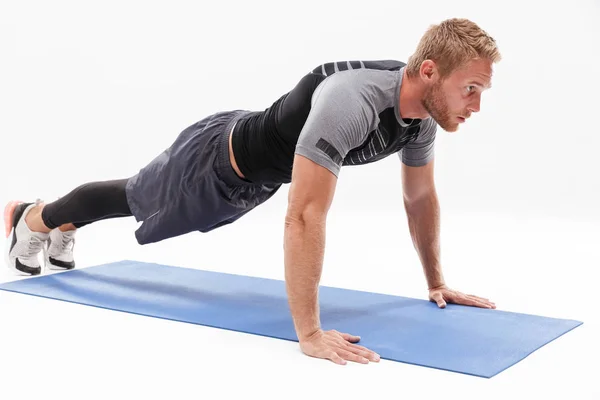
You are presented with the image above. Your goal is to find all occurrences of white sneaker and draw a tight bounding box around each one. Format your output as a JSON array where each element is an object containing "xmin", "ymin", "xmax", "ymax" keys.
[
  {"xmin": 44, "ymin": 228, "xmax": 76, "ymax": 271},
  {"xmin": 4, "ymin": 200, "xmax": 49, "ymax": 276}
]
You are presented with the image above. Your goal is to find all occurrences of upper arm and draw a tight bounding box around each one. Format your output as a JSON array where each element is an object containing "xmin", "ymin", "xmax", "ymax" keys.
[
  {"xmin": 294, "ymin": 70, "xmax": 379, "ymax": 179},
  {"xmin": 402, "ymin": 159, "xmax": 435, "ymax": 204},
  {"xmin": 400, "ymin": 117, "xmax": 437, "ymax": 167},
  {"xmin": 287, "ymin": 70, "xmax": 379, "ymax": 219},
  {"xmin": 286, "ymin": 154, "xmax": 338, "ymax": 222},
  {"xmin": 400, "ymin": 118, "xmax": 438, "ymax": 203}
]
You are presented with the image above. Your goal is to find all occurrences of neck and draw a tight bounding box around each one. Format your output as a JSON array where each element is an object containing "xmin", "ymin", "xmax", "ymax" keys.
[{"xmin": 399, "ymin": 69, "xmax": 430, "ymax": 120}]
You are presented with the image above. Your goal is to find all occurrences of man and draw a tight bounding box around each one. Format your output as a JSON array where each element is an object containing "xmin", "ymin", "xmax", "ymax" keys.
[{"xmin": 5, "ymin": 18, "xmax": 500, "ymax": 365}]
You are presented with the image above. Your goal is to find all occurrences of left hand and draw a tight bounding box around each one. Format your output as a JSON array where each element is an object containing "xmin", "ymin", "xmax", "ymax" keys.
[{"xmin": 429, "ymin": 285, "xmax": 496, "ymax": 309}]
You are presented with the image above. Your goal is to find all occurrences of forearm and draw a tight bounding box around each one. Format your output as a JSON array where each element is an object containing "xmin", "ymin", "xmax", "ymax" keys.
[
  {"xmin": 283, "ymin": 216, "xmax": 326, "ymax": 341},
  {"xmin": 404, "ymin": 190, "xmax": 445, "ymax": 289}
]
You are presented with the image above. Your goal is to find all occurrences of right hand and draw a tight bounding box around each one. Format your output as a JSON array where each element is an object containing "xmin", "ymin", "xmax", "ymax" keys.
[{"xmin": 299, "ymin": 329, "xmax": 380, "ymax": 365}]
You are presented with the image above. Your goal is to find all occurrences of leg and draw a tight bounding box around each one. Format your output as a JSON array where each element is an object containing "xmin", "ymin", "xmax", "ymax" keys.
[
  {"xmin": 4, "ymin": 178, "xmax": 132, "ymax": 275},
  {"xmin": 26, "ymin": 178, "xmax": 132, "ymax": 233}
]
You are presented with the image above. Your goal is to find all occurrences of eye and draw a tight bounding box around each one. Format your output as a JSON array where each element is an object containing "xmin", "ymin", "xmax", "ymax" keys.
[{"xmin": 466, "ymin": 85, "xmax": 475, "ymax": 93}]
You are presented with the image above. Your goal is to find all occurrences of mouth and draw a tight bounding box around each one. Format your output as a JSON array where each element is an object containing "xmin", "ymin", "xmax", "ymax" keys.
[{"xmin": 457, "ymin": 116, "xmax": 466, "ymax": 123}]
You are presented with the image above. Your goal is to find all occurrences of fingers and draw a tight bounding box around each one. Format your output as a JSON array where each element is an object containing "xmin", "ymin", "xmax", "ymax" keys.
[
  {"xmin": 433, "ymin": 289, "xmax": 496, "ymax": 309},
  {"xmin": 350, "ymin": 346, "xmax": 381, "ymax": 362},
  {"xmin": 341, "ymin": 341, "xmax": 380, "ymax": 362},
  {"xmin": 334, "ymin": 344, "xmax": 379, "ymax": 364},
  {"xmin": 467, "ymin": 294, "xmax": 496, "ymax": 308},
  {"xmin": 339, "ymin": 331, "xmax": 361, "ymax": 343},
  {"xmin": 456, "ymin": 294, "xmax": 496, "ymax": 309},
  {"xmin": 305, "ymin": 331, "xmax": 380, "ymax": 365},
  {"xmin": 464, "ymin": 294, "xmax": 495, "ymax": 308},
  {"xmin": 333, "ymin": 330, "xmax": 380, "ymax": 362},
  {"xmin": 327, "ymin": 351, "xmax": 347, "ymax": 365},
  {"xmin": 468, "ymin": 294, "xmax": 490, "ymax": 302},
  {"xmin": 431, "ymin": 292, "xmax": 447, "ymax": 308},
  {"xmin": 336, "ymin": 348, "xmax": 370, "ymax": 364}
]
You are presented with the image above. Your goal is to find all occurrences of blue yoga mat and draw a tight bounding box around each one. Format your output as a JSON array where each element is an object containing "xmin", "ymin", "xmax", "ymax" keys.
[{"xmin": 0, "ymin": 260, "xmax": 582, "ymax": 378}]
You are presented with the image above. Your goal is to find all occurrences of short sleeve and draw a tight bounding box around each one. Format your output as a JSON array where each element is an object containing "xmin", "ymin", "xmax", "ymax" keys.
[
  {"xmin": 294, "ymin": 71, "xmax": 380, "ymax": 177},
  {"xmin": 400, "ymin": 117, "xmax": 437, "ymax": 166}
]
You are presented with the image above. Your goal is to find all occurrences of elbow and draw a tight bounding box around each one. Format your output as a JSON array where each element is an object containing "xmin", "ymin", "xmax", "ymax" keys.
[
  {"xmin": 285, "ymin": 203, "xmax": 327, "ymax": 230},
  {"xmin": 403, "ymin": 188, "xmax": 438, "ymax": 210},
  {"xmin": 283, "ymin": 204, "xmax": 327, "ymax": 252}
]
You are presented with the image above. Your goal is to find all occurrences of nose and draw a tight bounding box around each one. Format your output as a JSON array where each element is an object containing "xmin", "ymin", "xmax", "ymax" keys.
[{"xmin": 468, "ymin": 93, "xmax": 481, "ymax": 113}]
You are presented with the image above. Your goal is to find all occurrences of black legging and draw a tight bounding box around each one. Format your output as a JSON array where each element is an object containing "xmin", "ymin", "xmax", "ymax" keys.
[{"xmin": 41, "ymin": 178, "xmax": 133, "ymax": 229}]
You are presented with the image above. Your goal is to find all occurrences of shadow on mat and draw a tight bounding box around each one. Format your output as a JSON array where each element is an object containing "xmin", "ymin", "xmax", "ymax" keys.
[{"xmin": 36, "ymin": 268, "xmax": 422, "ymax": 322}]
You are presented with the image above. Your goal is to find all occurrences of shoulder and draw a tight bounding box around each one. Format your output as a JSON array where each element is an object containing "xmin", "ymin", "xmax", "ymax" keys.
[
  {"xmin": 316, "ymin": 67, "xmax": 400, "ymax": 91},
  {"xmin": 310, "ymin": 59, "xmax": 406, "ymax": 75},
  {"xmin": 416, "ymin": 117, "xmax": 438, "ymax": 140},
  {"xmin": 312, "ymin": 68, "xmax": 400, "ymax": 109}
]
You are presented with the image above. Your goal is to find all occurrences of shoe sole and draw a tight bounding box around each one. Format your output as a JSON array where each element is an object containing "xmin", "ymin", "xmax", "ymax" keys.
[
  {"xmin": 3, "ymin": 200, "xmax": 41, "ymax": 276},
  {"xmin": 42, "ymin": 231, "xmax": 75, "ymax": 271},
  {"xmin": 43, "ymin": 247, "xmax": 75, "ymax": 271}
]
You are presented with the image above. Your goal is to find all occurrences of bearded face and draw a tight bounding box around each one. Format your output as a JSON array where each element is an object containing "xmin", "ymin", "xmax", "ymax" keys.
[
  {"xmin": 419, "ymin": 58, "xmax": 493, "ymax": 132},
  {"xmin": 421, "ymin": 79, "xmax": 460, "ymax": 132}
]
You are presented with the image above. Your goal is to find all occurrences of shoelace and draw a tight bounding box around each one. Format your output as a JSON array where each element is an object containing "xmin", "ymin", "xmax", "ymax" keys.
[
  {"xmin": 24, "ymin": 236, "xmax": 46, "ymax": 259},
  {"xmin": 59, "ymin": 231, "xmax": 76, "ymax": 252}
]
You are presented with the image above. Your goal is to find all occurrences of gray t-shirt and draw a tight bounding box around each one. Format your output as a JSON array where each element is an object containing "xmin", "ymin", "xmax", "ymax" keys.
[
  {"xmin": 231, "ymin": 60, "xmax": 437, "ymax": 184},
  {"xmin": 294, "ymin": 65, "xmax": 437, "ymax": 177}
]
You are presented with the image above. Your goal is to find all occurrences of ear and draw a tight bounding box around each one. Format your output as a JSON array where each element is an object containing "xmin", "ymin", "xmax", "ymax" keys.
[{"xmin": 419, "ymin": 60, "xmax": 438, "ymax": 82}]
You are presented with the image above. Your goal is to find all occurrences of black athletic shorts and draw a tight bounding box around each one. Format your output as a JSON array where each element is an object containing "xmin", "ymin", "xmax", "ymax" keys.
[{"xmin": 125, "ymin": 110, "xmax": 281, "ymax": 245}]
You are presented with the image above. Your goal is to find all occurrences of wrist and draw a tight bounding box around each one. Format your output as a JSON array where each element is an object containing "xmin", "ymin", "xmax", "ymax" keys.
[
  {"xmin": 428, "ymin": 282, "xmax": 446, "ymax": 291},
  {"xmin": 288, "ymin": 300, "xmax": 321, "ymax": 341},
  {"xmin": 297, "ymin": 327, "xmax": 322, "ymax": 342},
  {"xmin": 295, "ymin": 322, "xmax": 321, "ymax": 342}
]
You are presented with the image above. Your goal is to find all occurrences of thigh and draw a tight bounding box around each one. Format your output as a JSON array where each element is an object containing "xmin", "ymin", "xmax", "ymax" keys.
[{"xmin": 128, "ymin": 110, "xmax": 272, "ymax": 245}]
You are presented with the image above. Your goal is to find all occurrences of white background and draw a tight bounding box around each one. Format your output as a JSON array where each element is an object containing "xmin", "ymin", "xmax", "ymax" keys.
[{"xmin": 1, "ymin": 0, "xmax": 598, "ymax": 399}]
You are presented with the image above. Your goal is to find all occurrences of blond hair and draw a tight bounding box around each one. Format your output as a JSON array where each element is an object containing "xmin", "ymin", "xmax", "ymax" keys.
[{"xmin": 406, "ymin": 18, "xmax": 501, "ymax": 78}]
